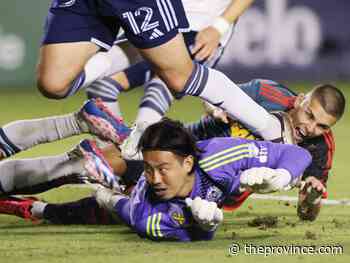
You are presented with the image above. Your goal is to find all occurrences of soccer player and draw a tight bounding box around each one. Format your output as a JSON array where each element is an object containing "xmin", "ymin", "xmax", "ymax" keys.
[
  {"xmin": 0, "ymin": 79, "xmax": 345, "ymax": 220},
  {"xmin": 88, "ymin": 77, "xmax": 346, "ymax": 221},
  {"xmin": 188, "ymin": 80, "xmax": 346, "ymax": 221},
  {"xmin": 37, "ymin": 0, "xmax": 284, "ymax": 143},
  {"xmin": 0, "ymin": 80, "xmax": 345, "ymax": 222},
  {"xmin": 0, "ymin": 119, "xmax": 312, "ymax": 241},
  {"xmin": 85, "ymin": 0, "xmax": 239, "ymax": 118}
]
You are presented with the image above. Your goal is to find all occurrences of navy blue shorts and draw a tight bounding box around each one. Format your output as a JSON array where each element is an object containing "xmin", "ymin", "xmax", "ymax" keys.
[{"xmin": 42, "ymin": 0, "xmax": 189, "ymax": 49}]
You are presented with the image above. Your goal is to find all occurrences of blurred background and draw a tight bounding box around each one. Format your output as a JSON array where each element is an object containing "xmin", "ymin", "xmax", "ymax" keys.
[{"xmin": 1, "ymin": 0, "xmax": 350, "ymax": 86}]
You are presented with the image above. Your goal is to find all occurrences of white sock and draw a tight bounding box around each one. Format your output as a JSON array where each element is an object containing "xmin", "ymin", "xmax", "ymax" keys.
[
  {"xmin": 104, "ymin": 45, "xmax": 130, "ymax": 76},
  {"xmin": 183, "ymin": 64, "xmax": 281, "ymax": 140},
  {"xmin": 83, "ymin": 52, "xmax": 113, "ymax": 88}
]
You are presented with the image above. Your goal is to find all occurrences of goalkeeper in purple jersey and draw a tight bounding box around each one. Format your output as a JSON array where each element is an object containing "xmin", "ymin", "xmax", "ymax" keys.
[
  {"xmin": 0, "ymin": 118, "xmax": 311, "ymax": 241},
  {"xmin": 105, "ymin": 119, "xmax": 311, "ymax": 241}
]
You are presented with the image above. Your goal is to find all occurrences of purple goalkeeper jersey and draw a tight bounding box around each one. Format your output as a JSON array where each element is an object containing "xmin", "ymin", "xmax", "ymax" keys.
[{"xmin": 113, "ymin": 137, "xmax": 311, "ymax": 241}]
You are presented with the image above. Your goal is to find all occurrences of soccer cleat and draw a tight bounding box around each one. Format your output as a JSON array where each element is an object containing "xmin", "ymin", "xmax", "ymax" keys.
[
  {"xmin": 79, "ymin": 139, "xmax": 121, "ymax": 191},
  {"xmin": 120, "ymin": 121, "xmax": 149, "ymax": 160},
  {"xmin": 77, "ymin": 98, "xmax": 131, "ymax": 144},
  {"xmin": 0, "ymin": 196, "xmax": 38, "ymax": 221}
]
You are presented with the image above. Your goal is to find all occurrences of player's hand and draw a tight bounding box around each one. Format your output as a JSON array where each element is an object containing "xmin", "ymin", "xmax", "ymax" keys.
[
  {"xmin": 299, "ymin": 176, "xmax": 325, "ymax": 205},
  {"xmin": 202, "ymin": 101, "xmax": 229, "ymax": 123},
  {"xmin": 92, "ymin": 184, "xmax": 126, "ymax": 210},
  {"xmin": 191, "ymin": 27, "xmax": 221, "ymax": 61},
  {"xmin": 300, "ymin": 176, "xmax": 326, "ymax": 193},
  {"xmin": 212, "ymin": 107, "xmax": 229, "ymax": 124},
  {"xmin": 185, "ymin": 197, "xmax": 223, "ymax": 231},
  {"xmin": 240, "ymin": 167, "xmax": 292, "ymax": 193},
  {"xmin": 92, "ymin": 184, "xmax": 114, "ymax": 209}
]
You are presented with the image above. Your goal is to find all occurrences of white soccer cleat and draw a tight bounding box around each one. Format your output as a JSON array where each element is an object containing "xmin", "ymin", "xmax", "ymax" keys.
[{"xmin": 120, "ymin": 121, "xmax": 150, "ymax": 160}]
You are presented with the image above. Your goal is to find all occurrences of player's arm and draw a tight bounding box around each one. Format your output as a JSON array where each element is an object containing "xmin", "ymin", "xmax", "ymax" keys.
[
  {"xmin": 93, "ymin": 185, "xmax": 132, "ymax": 225},
  {"xmin": 192, "ymin": 0, "xmax": 255, "ymax": 60},
  {"xmin": 240, "ymin": 141, "xmax": 313, "ymax": 193},
  {"xmin": 297, "ymin": 134, "xmax": 334, "ymax": 221}
]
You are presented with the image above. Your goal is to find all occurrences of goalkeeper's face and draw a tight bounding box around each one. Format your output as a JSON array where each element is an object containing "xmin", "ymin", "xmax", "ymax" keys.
[
  {"xmin": 143, "ymin": 150, "xmax": 195, "ymax": 200},
  {"xmin": 289, "ymin": 95, "xmax": 337, "ymax": 143}
]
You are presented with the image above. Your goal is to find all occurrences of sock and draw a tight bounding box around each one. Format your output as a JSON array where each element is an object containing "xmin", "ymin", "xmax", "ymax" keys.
[
  {"xmin": 86, "ymin": 76, "xmax": 124, "ymax": 119},
  {"xmin": 0, "ymin": 153, "xmax": 85, "ymax": 195},
  {"xmin": 136, "ymin": 78, "xmax": 174, "ymax": 124},
  {"xmin": 86, "ymin": 77, "xmax": 123, "ymax": 103},
  {"xmin": 0, "ymin": 114, "xmax": 81, "ymax": 157},
  {"xmin": 124, "ymin": 61, "xmax": 152, "ymax": 88},
  {"xmin": 31, "ymin": 201, "xmax": 47, "ymax": 219},
  {"xmin": 182, "ymin": 63, "xmax": 281, "ymax": 140},
  {"xmin": 43, "ymin": 197, "xmax": 117, "ymax": 225},
  {"xmin": 63, "ymin": 45, "xmax": 130, "ymax": 98},
  {"xmin": 104, "ymin": 45, "xmax": 130, "ymax": 76}
]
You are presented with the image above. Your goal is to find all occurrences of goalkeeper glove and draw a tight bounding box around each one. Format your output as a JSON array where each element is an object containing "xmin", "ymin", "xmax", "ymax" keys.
[
  {"xmin": 240, "ymin": 167, "xmax": 292, "ymax": 193},
  {"xmin": 185, "ymin": 197, "xmax": 223, "ymax": 231}
]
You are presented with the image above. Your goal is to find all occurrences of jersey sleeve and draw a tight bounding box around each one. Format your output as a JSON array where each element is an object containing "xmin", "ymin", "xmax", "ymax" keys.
[
  {"xmin": 266, "ymin": 142, "xmax": 313, "ymax": 181},
  {"xmin": 299, "ymin": 132, "xmax": 335, "ymax": 185},
  {"xmin": 197, "ymin": 138, "xmax": 253, "ymax": 194},
  {"xmin": 114, "ymin": 197, "xmax": 132, "ymax": 226},
  {"xmin": 139, "ymin": 206, "xmax": 216, "ymax": 242},
  {"xmin": 238, "ymin": 79, "xmax": 296, "ymax": 111}
]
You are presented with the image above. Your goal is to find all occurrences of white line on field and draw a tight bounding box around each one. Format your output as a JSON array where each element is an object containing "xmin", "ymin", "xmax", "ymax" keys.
[
  {"xmin": 250, "ymin": 194, "xmax": 350, "ymax": 206},
  {"xmin": 64, "ymin": 185, "xmax": 350, "ymax": 206}
]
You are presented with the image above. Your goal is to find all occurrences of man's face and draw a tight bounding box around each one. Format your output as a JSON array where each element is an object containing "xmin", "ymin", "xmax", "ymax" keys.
[
  {"xmin": 289, "ymin": 94, "xmax": 337, "ymax": 143},
  {"xmin": 143, "ymin": 150, "xmax": 194, "ymax": 200}
]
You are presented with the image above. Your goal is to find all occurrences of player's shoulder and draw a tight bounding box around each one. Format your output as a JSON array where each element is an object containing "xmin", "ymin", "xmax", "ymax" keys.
[
  {"xmin": 240, "ymin": 79, "xmax": 297, "ymax": 110},
  {"xmin": 299, "ymin": 130, "xmax": 335, "ymax": 157},
  {"xmin": 197, "ymin": 137, "xmax": 250, "ymax": 153}
]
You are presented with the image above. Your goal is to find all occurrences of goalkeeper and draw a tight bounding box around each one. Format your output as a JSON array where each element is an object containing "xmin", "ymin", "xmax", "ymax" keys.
[{"xmin": 0, "ymin": 118, "xmax": 311, "ymax": 241}]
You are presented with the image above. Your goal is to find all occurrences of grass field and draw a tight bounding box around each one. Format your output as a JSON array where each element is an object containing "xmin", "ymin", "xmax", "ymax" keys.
[{"xmin": 0, "ymin": 84, "xmax": 349, "ymax": 263}]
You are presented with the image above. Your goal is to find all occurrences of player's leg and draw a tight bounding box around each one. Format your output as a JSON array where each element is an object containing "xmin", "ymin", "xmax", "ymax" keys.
[
  {"xmin": 138, "ymin": 34, "xmax": 282, "ymax": 141},
  {"xmin": 0, "ymin": 196, "xmax": 118, "ymax": 224},
  {"xmin": 37, "ymin": 2, "xmax": 121, "ymax": 99},
  {"xmin": 0, "ymin": 99, "xmax": 130, "ymax": 160},
  {"xmin": 111, "ymin": 0, "xmax": 282, "ymax": 140},
  {"xmin": 0, "ymin": 152, "xmax": 86, "ymax": 196},
  {"xmin": 0, "ymin": 139, "xmax": 125, "ymax": 196},
  {"xmin": 85, "ymin": 59, "xmax": 153, "ymax": 120},
  {"xmin": 120, "ymin": 77, "xmax": 174, "ymax": 159}
]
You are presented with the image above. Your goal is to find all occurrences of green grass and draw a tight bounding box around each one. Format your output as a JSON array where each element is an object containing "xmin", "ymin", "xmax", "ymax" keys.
[{"xmin": 0, "ymin": 84, "xmax": 349, "ymax": 262}]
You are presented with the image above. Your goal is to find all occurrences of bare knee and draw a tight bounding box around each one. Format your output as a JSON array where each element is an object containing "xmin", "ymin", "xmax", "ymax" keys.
[{"xmin": 36, "ymin": 71, "xmax": 71, "ymax": 99}]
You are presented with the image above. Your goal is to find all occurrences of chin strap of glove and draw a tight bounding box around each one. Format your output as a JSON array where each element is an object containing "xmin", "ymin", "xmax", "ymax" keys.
[
  {"xmin": 185, "ymin": 197, "xmax": 223, "ymax": 232},
  {"xmin": 240, "ymin": 167, "xmax": 292, "ymax": 193}
]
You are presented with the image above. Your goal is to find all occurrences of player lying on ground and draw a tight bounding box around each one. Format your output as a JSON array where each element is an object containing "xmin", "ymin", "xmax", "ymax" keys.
[
  {"xmin": 0, "ymin": 97, "xmax": 293, "ymax": 200},
  {"xmin": 88, "ymin": 75, "xmax": 346, "ymax": 221},
  {"xmin": 0, "ymin": 118, "xmax": 312, "ymax": 241},
  {"xmin": 0, "ymin": 80, "xmax": 345, "ymax": 221}
]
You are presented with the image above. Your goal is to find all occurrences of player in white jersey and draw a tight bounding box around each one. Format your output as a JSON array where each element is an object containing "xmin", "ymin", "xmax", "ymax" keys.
[
  {"xmin": 37, "ymin": 0, "xmax": 284, "ymax": 151},
  {"xmin": 85, "ymin": 0, "xmax": 256, "ymax": 159}
]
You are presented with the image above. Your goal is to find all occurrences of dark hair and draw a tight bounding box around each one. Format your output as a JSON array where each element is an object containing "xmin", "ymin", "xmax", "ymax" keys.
[
  {"xmin": 311, "ymin": 84, "xmax": 346, "ymax": 120},
  {"xmin": 137, "ymin": 118, "xmax": 201, "ymax": 163}
]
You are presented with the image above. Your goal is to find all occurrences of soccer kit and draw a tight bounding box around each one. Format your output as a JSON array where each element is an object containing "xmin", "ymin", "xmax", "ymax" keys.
[
  {"xmin": 43, "ymin": 0, "xmax": 189, "ymax": 49},
  {"xmin": 187, "ymin": 79, "xmax": 335, "ymax": 187},
  {"xmin": 112, "ymin": 137, "xmax": 311, "ymax": 241},
  {"xmin": 111, "ymin": 0, "xmax": 235, "ymax": 85}
]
